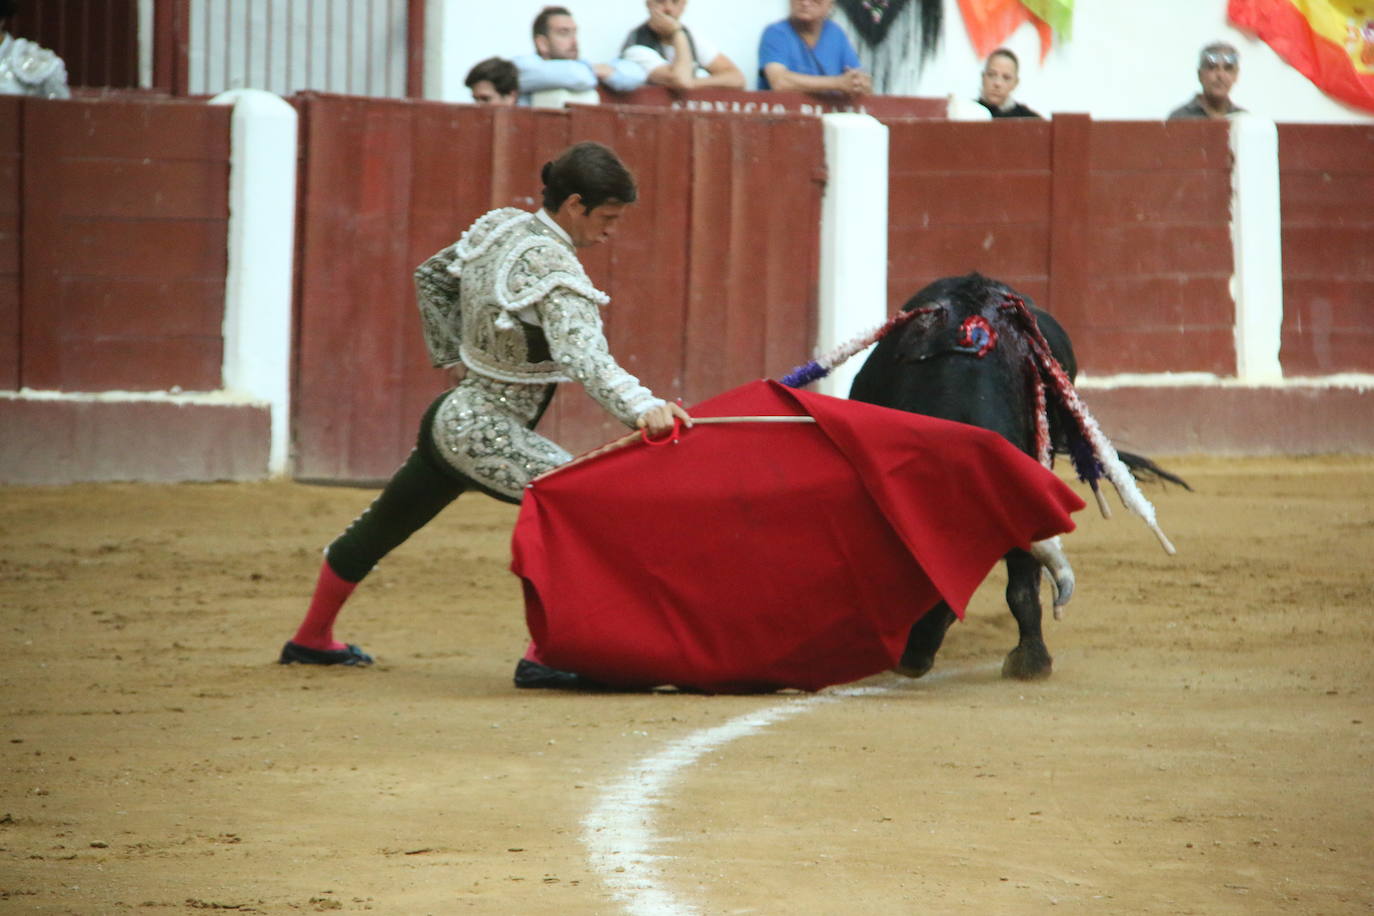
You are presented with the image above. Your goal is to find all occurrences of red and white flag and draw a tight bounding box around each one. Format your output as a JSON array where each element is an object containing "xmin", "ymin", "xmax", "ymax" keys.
[{"xmin": 1230, "ymin": 0, "xmax": 1374, "ymax": 112}]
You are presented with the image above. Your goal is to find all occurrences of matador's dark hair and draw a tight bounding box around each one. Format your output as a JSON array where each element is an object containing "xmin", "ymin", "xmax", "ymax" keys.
[
  {"xmin": 0, "ymin": 0, "xmax": 17, "ymax": 22},
  {"xmin": 541, "ymin": 142, "xmax": 637, "ymax": 214}
]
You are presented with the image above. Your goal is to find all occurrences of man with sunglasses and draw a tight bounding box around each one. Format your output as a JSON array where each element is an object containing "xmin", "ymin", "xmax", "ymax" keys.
[{"xmin": 1169, "ymin": 42, "xmax": 1245, "ymax": 119}]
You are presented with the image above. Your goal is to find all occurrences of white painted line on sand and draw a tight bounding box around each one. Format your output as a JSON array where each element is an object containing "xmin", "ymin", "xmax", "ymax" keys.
[{"xmin": 582, "ymin": 666, "xmax": 991, "ymax": 916}]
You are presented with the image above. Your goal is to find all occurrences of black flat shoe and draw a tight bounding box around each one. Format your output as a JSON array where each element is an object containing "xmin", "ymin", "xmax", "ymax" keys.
[
  {"xmin": 278, "ymin": 641, "xmax": 373, "ymax": 666},
  {"xmin": 513, "ymin": 658, "xmax": 591, "ymax": 689}
]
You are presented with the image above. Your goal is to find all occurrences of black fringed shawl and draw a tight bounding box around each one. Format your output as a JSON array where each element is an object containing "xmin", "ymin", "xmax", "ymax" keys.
[{"xmin": 834, "ymin": 0, "xmax": 943, "ymax": 93}]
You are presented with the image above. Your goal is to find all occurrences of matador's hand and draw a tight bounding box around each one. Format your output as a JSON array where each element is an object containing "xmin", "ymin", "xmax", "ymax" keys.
[{"xmin": 636, "ymin": 401, "xmax": 692, "ymax": 437}]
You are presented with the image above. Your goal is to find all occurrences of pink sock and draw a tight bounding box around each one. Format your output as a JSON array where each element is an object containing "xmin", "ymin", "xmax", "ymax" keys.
[
  {"xmin": 291, "ymin": 560, "xmax": 357, "ymax": 651},
  {"xmin": 522, "ymin": 641, "xmax": 545, "ymax": 664}
]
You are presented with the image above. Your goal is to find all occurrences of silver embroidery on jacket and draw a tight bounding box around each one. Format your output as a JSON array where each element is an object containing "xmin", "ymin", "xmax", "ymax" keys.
[
  {"xmin": 433, "ymin": 377, "xmax": 568, "ymax": 500},
  {"xmin": 417, "ymin": 208, "xmax": 664, "ymax": 499},
  {"xmin": 0, "ymin": 34, "xmax": 71, "ymax": 99}
]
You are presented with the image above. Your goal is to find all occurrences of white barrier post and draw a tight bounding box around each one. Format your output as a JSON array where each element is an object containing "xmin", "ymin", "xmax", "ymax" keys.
[
  {"xmin": 817, "ymin": 113, "xmax": 889, "ymax": 399},
  {"xmin": 1229, "ymin": 114, "xmax": 1284, "ymax": 383},
  {"xmin": 210, "ymin": 89, "xmax": 298, "ymax": 476}
]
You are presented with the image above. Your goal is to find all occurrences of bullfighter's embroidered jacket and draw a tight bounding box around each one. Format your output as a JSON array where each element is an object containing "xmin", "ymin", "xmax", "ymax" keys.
[
  {"xmin": 0, "ymin": 33, "xmax": 71, "ymax": 99},
  {"xmin": 414, "ymin": 207, "xmax": 663, "ymax": 500}
]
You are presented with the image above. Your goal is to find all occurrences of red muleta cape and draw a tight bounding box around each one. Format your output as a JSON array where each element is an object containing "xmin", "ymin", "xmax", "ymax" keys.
[{"xmin": 511, "ymin": 380, "xmax": 1085, "ymax": 693}]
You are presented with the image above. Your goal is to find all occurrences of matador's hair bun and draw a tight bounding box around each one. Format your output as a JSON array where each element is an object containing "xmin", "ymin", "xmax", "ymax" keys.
[{"xmin": 540, "ymin": 141, "xmax": 637, "ymax": 214}]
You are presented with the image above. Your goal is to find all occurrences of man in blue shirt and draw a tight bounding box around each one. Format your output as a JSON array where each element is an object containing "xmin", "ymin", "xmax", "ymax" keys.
[
  {"xmin": 513, "ymin": 6, "xmax": 646, "ymax": 102},
  {"xmin": 757, "ymin": 0, "xmax": 870, "ymax": 96}
]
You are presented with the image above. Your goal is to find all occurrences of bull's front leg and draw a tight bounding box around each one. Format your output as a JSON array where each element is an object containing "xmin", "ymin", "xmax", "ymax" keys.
[
  {"xmin": 894, "ymin": 603, "xmax": 958, "ymax": 678},
  {"xmin": 1002, "ymin": 549, "xmax": 1053, "ymax": 679}
]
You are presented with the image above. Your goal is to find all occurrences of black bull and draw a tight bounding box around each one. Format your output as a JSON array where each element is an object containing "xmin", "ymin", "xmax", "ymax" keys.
[{"xmin": 849, "ymin": 273, "xmax": 1186, "ymax": 680}]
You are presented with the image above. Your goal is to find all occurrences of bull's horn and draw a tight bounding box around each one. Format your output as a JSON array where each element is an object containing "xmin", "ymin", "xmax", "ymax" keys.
[
  {"xmin": 1093, "ymin": 485, "xmax": 1112, "ymax": 519},
  {"xmin": 1029, "ymin": 537, "xmax": 1075, "ymax": 618}
]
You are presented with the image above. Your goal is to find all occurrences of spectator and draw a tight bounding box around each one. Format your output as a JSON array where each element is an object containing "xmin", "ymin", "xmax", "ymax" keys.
[
  {"xmin": 757, "ymin": 0, "xmax": 870, "ymax": 97},
  {"xmin": 0, "ymin": 1, "xmax": 70, "ymax": 99},
  {"xmin": 513, "ymin": 5, "xmax": 646, "ymax": 102},
  {"xmin": 464, "ymin": 57, "xmax": 519, "ymax": 105},
  {"xmin": 621, "ymin": 0, "xmax": 745, "ymax": 91},
  {"xmin": 976, "ymin": 48, "xmax": 1042, "ymax": 119},
  {"xmin": 1168, "ymin": 42, "xmax": 1245, "ymax": 119}
]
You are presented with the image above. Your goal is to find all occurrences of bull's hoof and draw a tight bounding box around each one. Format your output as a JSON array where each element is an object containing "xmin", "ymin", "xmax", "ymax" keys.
[
  {"xmin": 1001, "ymin": 644, "xmax": 1053, "ymax": 680},
  {"xmin": 893, "ymin": 655, "xmax": 936, "ymax": 679}
]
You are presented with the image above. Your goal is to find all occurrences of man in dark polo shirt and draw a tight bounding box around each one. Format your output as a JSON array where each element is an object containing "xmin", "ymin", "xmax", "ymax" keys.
[{"xmin": 1169, "ymin": 42, "xmax": 1246, "ymax": 119}]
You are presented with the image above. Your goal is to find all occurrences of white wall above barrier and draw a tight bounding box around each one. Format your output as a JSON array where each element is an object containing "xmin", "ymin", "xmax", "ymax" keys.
[{"xmin": 431, "ymin": 0, "xmax": 1373, "ymax": 123}]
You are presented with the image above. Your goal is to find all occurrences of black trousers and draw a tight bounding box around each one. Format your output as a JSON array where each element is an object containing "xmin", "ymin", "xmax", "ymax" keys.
[{"xmin": 324, "ymin": 386, "xmax": 549, "ymax": 583}]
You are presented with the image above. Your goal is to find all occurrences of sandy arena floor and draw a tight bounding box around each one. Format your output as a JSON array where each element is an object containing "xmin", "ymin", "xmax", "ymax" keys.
[{"xmin": 1, "ymin": 455, "xmax": 1372, "ymax": 914}]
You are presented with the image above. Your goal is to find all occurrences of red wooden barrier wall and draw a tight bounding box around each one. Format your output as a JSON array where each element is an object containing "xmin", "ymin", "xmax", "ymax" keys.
[
  {"xmin": 884, "ymin": 117, "xmax": 1053, "ymax": 308},
  {"xmin": 0, "ymin": 98, "xmax": 19, "ymax": 392},
  {"xmin": 292, "ymin": 95, "xmax": 824, "ymax": 482},
  {"xmin": 8, "ymin": 97, "xmax": 1368, "ymax": 481},
  {"xmin": 605, "ymin": 86, "xmax": 947, "ymax": 119},
  {"xmin": 1277, "ymin": 124, "xmax": 1374, "ymax": 376},
  {"xmin": 291, "ymin": 94, "xmax": 440, "ymax": 483},
  {"xmin": 18, "ymin": 98, "xmax": 230, "ymax": 392},
  {"xmin": 1078, "ymin": 120, "xmax": 1235, "ymax": 375},
  {"xmin": 881, "ymin": 116, "xmax": 1235, "ymax": 376}
]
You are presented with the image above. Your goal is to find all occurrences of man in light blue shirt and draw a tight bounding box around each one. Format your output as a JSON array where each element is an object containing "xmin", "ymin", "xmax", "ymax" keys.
[
  {"xmin": 757, "ymin": 0, "xmax": 869, "ymax": 97},
  {"xmin": 513, "ymin": 5, "xmax": 646, "ymax": 102}
]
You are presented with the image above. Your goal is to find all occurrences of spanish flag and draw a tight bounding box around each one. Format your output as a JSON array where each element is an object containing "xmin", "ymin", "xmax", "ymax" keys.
[{"xmin": 1229, "ymin": 0, "xmax": 1374, "ymax": 112}]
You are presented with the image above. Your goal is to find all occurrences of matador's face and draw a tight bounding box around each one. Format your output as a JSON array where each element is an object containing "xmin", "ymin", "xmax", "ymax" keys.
[{"xmin": 561, "ymin": 198, "xmax": 629, "ymax": 248}]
